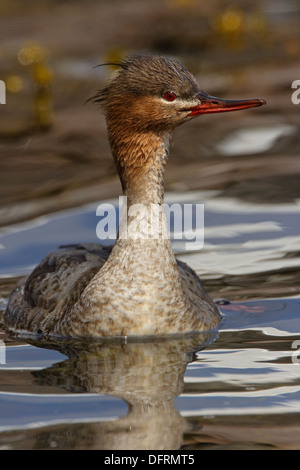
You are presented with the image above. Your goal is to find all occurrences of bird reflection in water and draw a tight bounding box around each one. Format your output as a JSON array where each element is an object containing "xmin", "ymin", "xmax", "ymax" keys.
[{"xmin": 31, "ymin": 331, "xmax": 217, "ymax": 450}]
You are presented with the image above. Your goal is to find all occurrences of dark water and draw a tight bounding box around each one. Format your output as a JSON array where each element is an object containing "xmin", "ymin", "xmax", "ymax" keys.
[
  {"xmin": 0, "ymin": 0, "xmax": 300, "ymax": 451},
  {"xmin": 0, "ymin": 193, "xmax": 300, "ymax": 450}
]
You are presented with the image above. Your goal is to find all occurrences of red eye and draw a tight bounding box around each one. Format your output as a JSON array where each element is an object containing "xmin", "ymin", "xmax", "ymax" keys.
[{"xmin": 164, "ymin": 91, "xmax": 177, "ymax": 102}]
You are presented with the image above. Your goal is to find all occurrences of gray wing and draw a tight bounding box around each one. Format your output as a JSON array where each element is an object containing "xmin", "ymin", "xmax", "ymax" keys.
[
  {"xmin": 4, "ymin": 242, "xmax": 210, "ymax": 333},
  {"xmin": 4, "ymin": 244, "xmax": 112, "ymax": 332}
]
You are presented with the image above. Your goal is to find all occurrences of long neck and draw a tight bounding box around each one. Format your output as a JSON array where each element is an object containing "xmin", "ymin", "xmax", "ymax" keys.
[
  {"xmin": 109, "ymin": 129, "xmax": 172, "ymax": 241},
  {"xmin": 83, "ymin": 123, "xmax": 187, "ymax": 323},
  {"xmin": 109, "ymin": 129, "xmax": 171, "ymax": 207}
]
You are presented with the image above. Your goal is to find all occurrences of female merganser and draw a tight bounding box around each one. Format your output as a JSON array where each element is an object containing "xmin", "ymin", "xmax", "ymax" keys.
[{"xmin": 5, "ymin": 55, "xmax": 265, "ymax": 338}]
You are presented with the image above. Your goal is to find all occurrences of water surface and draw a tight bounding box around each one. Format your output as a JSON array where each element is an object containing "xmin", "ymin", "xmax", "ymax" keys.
[{"xmin": 0, "ymin": 191, "xmax": 300, "ymax": 450}]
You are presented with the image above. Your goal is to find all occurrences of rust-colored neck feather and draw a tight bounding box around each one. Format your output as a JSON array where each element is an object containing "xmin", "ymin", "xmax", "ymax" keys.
[{"xmin": 105, "ymin": 95, "xmax": 171, "ymax": 206}]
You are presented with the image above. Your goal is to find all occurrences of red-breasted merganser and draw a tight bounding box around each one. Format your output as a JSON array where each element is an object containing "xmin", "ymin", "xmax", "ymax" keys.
[{"xmin": 5, "ymin": 55, "xmax": 266, "ymax": 338}]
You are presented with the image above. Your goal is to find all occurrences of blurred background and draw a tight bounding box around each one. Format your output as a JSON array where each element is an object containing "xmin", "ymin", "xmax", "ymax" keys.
[
  {"xmin": 0, "ymin": 0, "xmax": 299, "ymax": 229},
  {"xmin": 2, "ymin": 3, "xmax": 300, "ymax": 449}
]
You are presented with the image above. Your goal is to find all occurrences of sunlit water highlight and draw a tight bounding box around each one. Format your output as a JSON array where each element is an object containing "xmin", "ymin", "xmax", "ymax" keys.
[{"xmin": 0, "ymin": 191, "xmax": 300, "ymax": 449}]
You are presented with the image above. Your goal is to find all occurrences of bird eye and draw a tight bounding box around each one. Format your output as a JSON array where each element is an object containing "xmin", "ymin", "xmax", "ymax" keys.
[{"xmin": 164, "ymin": 91, "xmax": 177, "ymax": 102}]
